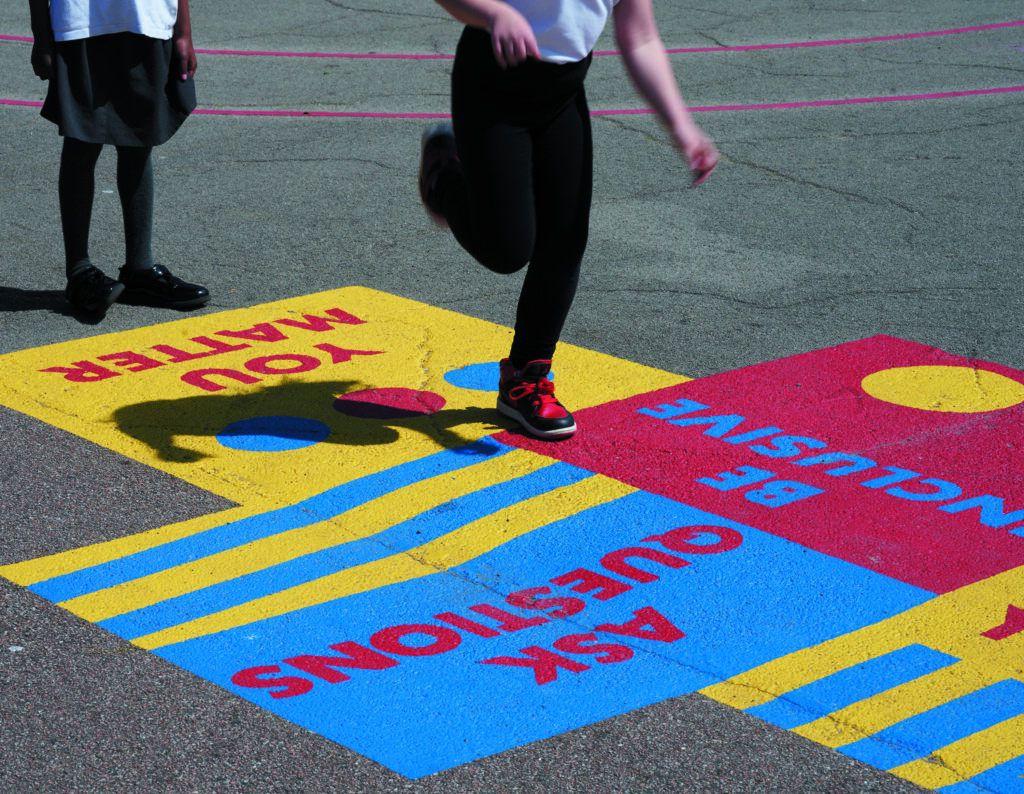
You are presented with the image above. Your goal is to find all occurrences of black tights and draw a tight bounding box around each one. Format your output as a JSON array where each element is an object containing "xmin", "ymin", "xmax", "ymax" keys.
[
  {"xmin": 60, "ymin": 137, "xmax": 155, "ymax": 277},
  {"xmin": 439, "ymin": 28, "xmax": 594, "ymax": 366}
]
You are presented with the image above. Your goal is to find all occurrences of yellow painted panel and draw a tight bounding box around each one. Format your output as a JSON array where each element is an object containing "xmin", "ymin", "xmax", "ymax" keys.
[{"xmin": 0, "ymin": 288, "xmax": 686, "ymax": 508}]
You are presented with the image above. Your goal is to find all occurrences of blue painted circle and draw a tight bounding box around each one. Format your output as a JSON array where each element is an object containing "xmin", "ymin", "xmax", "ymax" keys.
[
  {"xmin": 217, "ymin": 416, "xmax": 331, "ymax": 452},
  {"xmin": 444, "ymin": 362, "xmax": 554, "ymax": 392},
  {"xmin": 444, "ymin": 362, "xmax": 499, "ymax": 392}
]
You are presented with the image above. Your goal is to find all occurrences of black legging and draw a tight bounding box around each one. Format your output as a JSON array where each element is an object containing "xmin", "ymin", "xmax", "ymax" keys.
[
  {"xmin": 440, "ymin": 27, "xmax": 594, "ymax": 366},
  {"xmin": 59, "ymin": 137, "xmax": 155, "ymax": 276}
]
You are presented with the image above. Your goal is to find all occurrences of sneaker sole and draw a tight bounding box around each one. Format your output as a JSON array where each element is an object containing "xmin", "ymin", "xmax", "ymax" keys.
[{"xmin": 496, "ymin": 397, "xmax": 577, "ymax": 439}]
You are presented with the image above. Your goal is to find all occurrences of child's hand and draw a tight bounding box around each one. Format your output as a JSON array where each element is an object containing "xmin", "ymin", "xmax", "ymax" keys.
[
  {"xmin": 30, "ymin": 37, "xmax": 54, "ymax": 80},
  {"xmin": 489, "ymin": 4, "xmax": 540, "ymax": 69},
  {"xmin": 677, "ymin": 128, "xmax": 719, "ymax": 187},
  {"xmin": 172, "ymin": 34, "xmax": 197, "ymax": 81}
]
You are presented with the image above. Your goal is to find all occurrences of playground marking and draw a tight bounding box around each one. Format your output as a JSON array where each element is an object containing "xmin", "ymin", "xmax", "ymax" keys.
[
  {"xmin": 0, "ymin": 288, "xmax": 1022, "ymax": 789},
  {"xmin": 6, "ymin": 20, "xmax": 1024, "ymax": 56}
]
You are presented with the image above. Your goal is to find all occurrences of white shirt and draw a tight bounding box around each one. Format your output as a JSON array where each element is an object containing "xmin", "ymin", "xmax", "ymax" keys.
[
  {"xmin": 49, "ymin": 0, "xmax": 179, "ymax": 42},
  {"xmin": 508, "ymin": 0, "xmax": 619, "ymax": 63}
]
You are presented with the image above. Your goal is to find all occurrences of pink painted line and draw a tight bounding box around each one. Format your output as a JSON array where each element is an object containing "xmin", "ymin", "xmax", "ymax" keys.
[
  {"xmin": 0, "ymin": 32, "xmax": 447, "ymax": 55},
  {"xmin": 198, "ymin": 49, "xmax": 453, "ymax": 59},
  {"xmin": 0, "ymin": 98, "xmax": 449, "ymax": 118},
  {"xmin": 4, "ymin": 85, "xmax": 1023, "ymax": 118},
  {"xmin": 193, "ymin": 108, "xmax": 448, "ymax": 119},
  {"xmin": 184, "ymin": 19, "xmax": 1024, "ymax": 58},
  {"xmin": 648, "ymin": 19, "xmax": 1024, "ymax": 56},
  {"xmin": 3, "ymin": 20, "xmax": 1022, "ymax": 59},
  {"xmin": 592, "ymin": 85, "xmax": 1024, "ymax": 114},
  {"xmin": 180, "ymin": 85, "xmax": 1024, "ymax": 117}
]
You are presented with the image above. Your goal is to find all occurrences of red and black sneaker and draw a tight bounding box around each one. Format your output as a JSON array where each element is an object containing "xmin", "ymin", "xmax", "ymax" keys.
[
  {"xmin": 497, "ymin": 359, "xmax": 577, "ymax": 439},
  {"xmin": 418, "ymin": 123, "xmax": 459, "ymax": 228}
]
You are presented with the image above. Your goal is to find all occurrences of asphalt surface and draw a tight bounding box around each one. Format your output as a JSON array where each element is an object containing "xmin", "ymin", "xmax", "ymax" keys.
[{"xmin": 1, "ymin": 1, "xmax": 1022, "ymax": 792}]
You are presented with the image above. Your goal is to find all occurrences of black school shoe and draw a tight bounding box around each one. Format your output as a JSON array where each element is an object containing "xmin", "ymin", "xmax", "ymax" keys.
[
  {"xmin": 65, "ymin": 265, "xmax": 125, "ymax": 316},
  {"xmin": 118, "ymin": 264, "xmax": 210, "ymax": 309}
]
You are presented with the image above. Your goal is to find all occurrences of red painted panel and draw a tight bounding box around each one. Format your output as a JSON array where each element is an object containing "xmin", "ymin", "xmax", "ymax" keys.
[{"xmin": 501, "ymin": 336, "xmax": 1024, "ymax": 593}]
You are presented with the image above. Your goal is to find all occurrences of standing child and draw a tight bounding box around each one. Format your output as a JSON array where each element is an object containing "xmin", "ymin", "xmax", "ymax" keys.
[
  {"xmin": 29, "ymin": 0, "xmax": 210, "ymax": 316},
  {"xmin": 419, "ymin": 0, "xmax": 718, "ymax": 439}
]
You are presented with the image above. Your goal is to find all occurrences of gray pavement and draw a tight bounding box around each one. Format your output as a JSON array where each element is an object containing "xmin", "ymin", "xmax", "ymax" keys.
[{"xmin": 2, "ymin": 1, "xmax": 1022, "ymax": 791}]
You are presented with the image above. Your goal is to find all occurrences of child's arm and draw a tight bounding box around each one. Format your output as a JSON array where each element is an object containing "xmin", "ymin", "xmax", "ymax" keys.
[
  {"xmin": 172, "ymin": 0, "xmax": 197, "ymax": 81},
  {"xmin": 612, "ymin": 0, "xmax": 718, "ymax": 185},
  {"xmin": 433, "ymin": 0, "xmax": 540, "ymax": 68},
  {"xmin": 28, "ymin": 0, "xmax": 54, "ymax": 80}
]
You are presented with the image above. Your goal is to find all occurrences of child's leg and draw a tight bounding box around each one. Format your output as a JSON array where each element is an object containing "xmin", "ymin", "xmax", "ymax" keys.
[
  {"xmin": 489, "ymin": 71, "xmax": 592, "ymax": 439},
  {"xmin": 495, "ymin": 70, "xmax": 592, "ymax": 439},
  {"xmin": 115, "ymin": 145, "xmax": 156, "ymax": 272},
  {"xmin": 59, "ymin": 137, "xmax": 103, "ymax": 277},
  {"xmin": 508, "ymin": 87, "xmax": 593, "ymax": 367},
  {"xmin": 442, "ymin": 121, "xmax": 536, "ymax": 274},
  {"xmin": 440, "ymin": 28, "xmax": 593, "ymax": 361},
  {"xmin": 439, "ymin": 30, "xmax": 538, "ymax": 274},
  {"xmin": 114, "ymin": 145, "xmax": 211, "ymax": 309},
  {"xmin": 60, "ymin": 138, "xmax": 126, "ymax": 314},
  {"xmin": 425, "ymin": 29, "xmax": 592, "ymax": 438}
]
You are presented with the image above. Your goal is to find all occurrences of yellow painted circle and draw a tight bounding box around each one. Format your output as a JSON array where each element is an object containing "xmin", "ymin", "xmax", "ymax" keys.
[{"xmin": 861, "ymin": 365, "xmax": 1024, "ymax": 413}]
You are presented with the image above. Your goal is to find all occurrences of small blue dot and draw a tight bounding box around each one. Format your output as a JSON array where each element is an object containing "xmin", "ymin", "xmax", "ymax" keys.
[{"xmin": 217, "ymin": 416, "xmax": 331, "ymax": 452}]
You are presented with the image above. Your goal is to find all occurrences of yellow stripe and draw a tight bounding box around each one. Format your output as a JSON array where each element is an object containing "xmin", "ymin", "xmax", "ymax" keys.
[
  {"xmin": 699, "ymin": 620, "xmax": 907, "ymax": 710},
  {"xmin": 792, "ymin": 660, "xmax": 996, "ymax": 748},
  {"xmin": 61, "ymin": 449, "xmax": 550, "ymax": 622},
  {"xmin": 0, "ymin": 504, "xmax": 259, "ymax": 587},
  {"xmin": 890, "ymin": 713, "xmax": 1024, "ymax": 790},
  {"xmin": 701, "ymin": 566, "xmax": 1024, "ymax": 713},
  {"xmin": 134, "ymin": 474, "xmax": 635, "ymax": 650}
]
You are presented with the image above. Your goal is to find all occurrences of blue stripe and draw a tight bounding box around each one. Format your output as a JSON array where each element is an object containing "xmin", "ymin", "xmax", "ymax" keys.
[
  {"xmin": 98, "ymin": 462, "xmax": 595, "ymax": 639},
  {"xmin": 30, "ymin": 438, "xmax": 512, "ymax": 603},
  {"xmin": 839, "ymin": 679, "xmax": 1024, "ymax": 770},
  {"xmin": 746, "ymin": 645, "xmax": 959, "ymax": 729},
  {"xmin": 938, "ymin": 752, "xmax": 1024, "ymax": 793}
]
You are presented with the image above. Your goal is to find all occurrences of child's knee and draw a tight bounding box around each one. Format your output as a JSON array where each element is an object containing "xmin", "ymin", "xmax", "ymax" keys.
[
  {"xmin": 115, "ymin": 145, "xmax": 153, "ymax": 162},
  {"xmin": 62, "ymin": 137, "xmax": 103, "ymax": 163},
  {"xmin": 472, "ymin": 224, "xmax": 533, "ymax": 274},
  {"xmin": 478, "ymin": 253, "xmax": 530, "ymax": 275}
]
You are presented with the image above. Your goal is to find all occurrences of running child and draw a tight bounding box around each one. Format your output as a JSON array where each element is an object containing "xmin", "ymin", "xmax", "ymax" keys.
[
  {"xmin": 419, "ymin": 0, "xmax": 718, "ymax": 439},
  {"xmin": 29, "ymin": 0, "xmax": 210, "ymax": 316}
]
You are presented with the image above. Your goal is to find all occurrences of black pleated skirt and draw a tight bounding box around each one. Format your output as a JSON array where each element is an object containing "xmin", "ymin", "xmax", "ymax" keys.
[{"xmin": 41, "ymin": 32, "xmax": 196, "ymax": 147}]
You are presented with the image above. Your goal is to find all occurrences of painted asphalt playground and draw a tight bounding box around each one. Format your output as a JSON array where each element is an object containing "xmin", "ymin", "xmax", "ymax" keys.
[{"xmin": 2, "ymin": 1, "xmax": 1023, "ymax": 793}]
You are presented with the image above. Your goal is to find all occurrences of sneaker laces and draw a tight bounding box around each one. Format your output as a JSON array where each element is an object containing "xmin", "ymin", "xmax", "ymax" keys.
[{"xmin": 508, "ymin": 377, "xmax": 559, "ymax": 406}]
